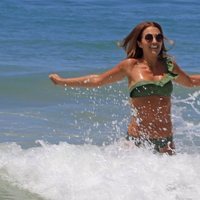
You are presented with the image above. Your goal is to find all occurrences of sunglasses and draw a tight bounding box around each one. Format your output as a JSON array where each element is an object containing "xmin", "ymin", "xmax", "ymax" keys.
[{"xmin": 144, "ymin": 33, "xmax": 163, "ymax": 43}]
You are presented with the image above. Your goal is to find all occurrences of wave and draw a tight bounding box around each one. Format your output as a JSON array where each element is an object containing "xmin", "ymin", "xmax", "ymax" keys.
[{"xmin": 0, "ymin": 140, "xmax": 200, "ymax": 200}]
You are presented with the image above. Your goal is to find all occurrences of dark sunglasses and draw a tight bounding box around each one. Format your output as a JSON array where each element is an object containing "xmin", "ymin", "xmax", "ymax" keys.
[{"xmin": 144, "ymin": 33, "xmax": 163, "ymax": 43}]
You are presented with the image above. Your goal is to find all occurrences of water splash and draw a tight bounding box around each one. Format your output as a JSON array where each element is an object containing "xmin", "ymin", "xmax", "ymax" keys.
[
  {"xmin": 173, "ymin": 90, "xmax": 200, "ymax": 115},
  {"xmin": 0, "ymin": 141, "xmax": 200, "ymax": 200}
]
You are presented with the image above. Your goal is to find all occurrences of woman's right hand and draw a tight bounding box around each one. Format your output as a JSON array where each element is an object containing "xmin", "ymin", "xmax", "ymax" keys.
[{"xmin": 49, "ymin": 74, "xmax": 61, "ymax": 85}]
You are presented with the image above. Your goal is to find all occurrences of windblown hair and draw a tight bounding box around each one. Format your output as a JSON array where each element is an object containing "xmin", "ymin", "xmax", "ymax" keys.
[{"xmin": 119, "ymin": 21, "xmax": 168, "ymax": 59}]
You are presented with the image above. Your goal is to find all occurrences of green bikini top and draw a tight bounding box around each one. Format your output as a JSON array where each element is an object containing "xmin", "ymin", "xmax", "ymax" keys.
[{"xmin": 129, "ymin": 57, "xmax": 178, "ymax": 98}]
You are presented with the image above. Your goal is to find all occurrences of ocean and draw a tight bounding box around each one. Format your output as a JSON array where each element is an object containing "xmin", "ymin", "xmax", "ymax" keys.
[{"xmin": 0, "ymin": 0, "xmax": 200, "ymax": 199}]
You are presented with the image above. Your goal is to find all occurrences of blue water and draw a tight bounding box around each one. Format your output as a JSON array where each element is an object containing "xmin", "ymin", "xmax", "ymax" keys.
[{"xmin": 0, "ymin": 0, "xmax": 200, "ymax": 199}]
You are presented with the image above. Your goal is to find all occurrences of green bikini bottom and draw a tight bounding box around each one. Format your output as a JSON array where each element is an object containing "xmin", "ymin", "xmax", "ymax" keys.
[{"xmin": 126, "ymin": 134, "xmax": 174, "ymax": 153}]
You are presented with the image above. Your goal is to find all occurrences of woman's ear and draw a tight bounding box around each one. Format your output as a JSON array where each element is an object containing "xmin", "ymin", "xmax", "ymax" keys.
[{"xmin": 137, "ymin": 41, "xmax": 142, "ymax": 48}]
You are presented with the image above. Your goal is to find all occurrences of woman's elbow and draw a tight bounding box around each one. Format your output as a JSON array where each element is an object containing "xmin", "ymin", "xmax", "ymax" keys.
[
  {"xmin": 175, "ymin": 76, "xmax": 196, "ymax": 88},
  {"xmin": 183, "ymin": 79, "xmax": 197, "ymax": 88},
  {"xmin": 92, "ymin": 77, "xmax": 105, "ymax": 87},
  {"xmin": 85, "ymin": 76, "xmax": 104, "ymax": 87},
  {"xmin": 188, "ymin": 77, "xmax": 200, "ymax": 87}
]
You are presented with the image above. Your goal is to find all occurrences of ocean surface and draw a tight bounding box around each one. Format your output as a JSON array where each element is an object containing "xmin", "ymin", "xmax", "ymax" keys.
[{"xmin": 0, "ymin": 0, "xmax": 200, "ymax": 199}]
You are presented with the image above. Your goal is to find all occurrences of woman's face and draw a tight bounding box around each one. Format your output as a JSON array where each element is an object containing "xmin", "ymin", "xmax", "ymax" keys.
[{"xmin": 138, "ymin": 26, "xmax": 163, "ymax": 57}]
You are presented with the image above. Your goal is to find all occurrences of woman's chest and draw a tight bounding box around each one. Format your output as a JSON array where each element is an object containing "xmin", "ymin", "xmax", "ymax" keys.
[{"xmin": 128, "ymin": 63, "xmax": 167, "ymax": 83}]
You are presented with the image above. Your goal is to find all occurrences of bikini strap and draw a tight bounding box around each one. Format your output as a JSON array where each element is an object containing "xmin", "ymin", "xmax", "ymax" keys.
[{"xmin": 164, "ymin": 57, "xmax": 178, "ymax": 78}]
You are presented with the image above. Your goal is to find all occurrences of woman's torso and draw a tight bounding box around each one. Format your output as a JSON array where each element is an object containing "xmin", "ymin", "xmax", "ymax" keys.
[
  {"xmin": 128, "ymin": 96, "xmax": 172, "ymax": 138},
  {"xmin": 126, "ymin": 57, "xmax": 177, "ymax": 139}
]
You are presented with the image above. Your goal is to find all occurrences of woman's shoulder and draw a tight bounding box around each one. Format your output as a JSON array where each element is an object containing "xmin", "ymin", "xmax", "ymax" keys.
[
  {"xmin": 119, "ymin": 58, "xmax": 138, "ymax": 70},
  {"xmin": 124, "ymin": 58, "xmax": 138, "ymax": 65}
]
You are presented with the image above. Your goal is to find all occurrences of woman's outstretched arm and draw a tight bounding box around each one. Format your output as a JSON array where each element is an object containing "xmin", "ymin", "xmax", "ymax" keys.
[
  {"xmin": 173, "ymin": 62, "xmax": 200, "ymax": 87},
  {"xmin": 189, "ymin": 74, "xmax": 200, "ymax": 86},
  {"xmin": 49, "ymin": 60, "xmax": 130, "ymax": 88}
]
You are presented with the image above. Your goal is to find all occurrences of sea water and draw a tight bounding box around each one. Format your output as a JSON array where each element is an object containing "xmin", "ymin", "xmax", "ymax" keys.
[{"xmin": 0, "ymin": 0, "xmax": 200, "ymax": 199}]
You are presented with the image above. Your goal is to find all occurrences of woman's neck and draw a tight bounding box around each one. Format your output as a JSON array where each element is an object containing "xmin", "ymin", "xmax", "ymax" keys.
[{"xmin": 142, "ymin": 55, "xmax": 158, "ymax": 71}]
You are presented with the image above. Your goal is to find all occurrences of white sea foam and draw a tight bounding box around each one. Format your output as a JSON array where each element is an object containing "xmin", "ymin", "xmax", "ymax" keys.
[{"xmin": 0, "ymin": 140, "xmax": 200, "ymax": 200}]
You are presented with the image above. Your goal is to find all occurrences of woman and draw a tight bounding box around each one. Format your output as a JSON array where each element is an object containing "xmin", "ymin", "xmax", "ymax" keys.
[{"xmin": 49, "ymin": 21, "xmax": 200, "ymax": 155}]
